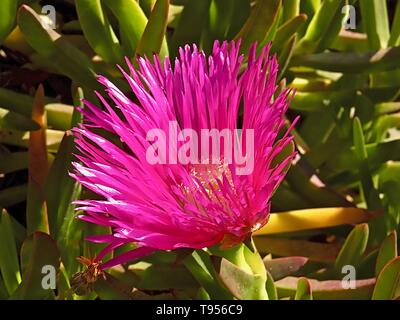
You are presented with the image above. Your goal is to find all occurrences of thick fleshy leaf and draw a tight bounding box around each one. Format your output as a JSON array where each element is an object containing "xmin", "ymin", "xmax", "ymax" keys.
[
  {"xmin": 254, "ymin": 207, "xmax": 375, "ymax": 235},
  {"xmin": 266, "ymin": 270, "xmax": 278, "ymax": 300},
  {"xmin": 375, "ymin": 231, "xmax": 398, "ymax": 276},
  {"xmin": 103, "ymin": 0, "xmax": 148, "ymax": 57},
  {"xmin": 360, "ymin": 0, "xmax": 390, "ymax": 50},
  {"xmin": 0, "ymin": 88, "xmax": 55, "ymax": 117},
  {"xmin": 0, "ymin": 184, "xmax": 27, "ymax": 208},
  {"xmin": 389, "ymin": 0, "xmax": 400, "ymax": 46},
  {"xmin": 0, "ymin": 0, "xmax": 17, "ymax": 43},
  {"xmin": 140, "ymin": 0, "xmax": 157, "ymax": 17},
  {"xmin": 316, "ymin": 139, "xmax": 400, "ymax": 174},
  {"xmin": 75, "ymin": 0, "xmax": 123, "ymax": 64},
  {"xmin": 234, "ymin": 0, "xmax": 281, "ymax": 54},
  {"xmin": 295, "ymin": 0, "xmax": 346, "ymax": 53},
  {"xmin": 372, "ymin": 257, "xmax": 400, "ymax": 300},
  {"xmin": 0, "ymin": 88, "xmax": 72, "ymax": 130},
  {"xmin": 276, "ymin": 276, "xmax": 375, "ymax": 300},
  {"xmin": 203, "ymin": 0, "xmax": 250, "ymax": 52},
  {"xmin": 94, "ymin": 272, "xmax": 136, "ymax": 300},
  {"xmin": 219, "ymin": 258, "xmax": 268, "ymax": 300},
  {"xmin": 285, "ymin": 165, "xmax": 352, "ymax": 209},
  {"xmin": 18, "ymin": 5, "xmax": 100, "ymax": 91},
  {"xmin": 272, "ymin": 14, "xmax": 307, "ymax": 51},
  {"xmin": 295, "ymin": 277, "xmax": 313, "ymax": 300},
  {"xmin": 0, "ymin": 151, "xmax": 28, "ymax": 174},
  {"xmin": 27, "ymin": 85, "xmax": 49, "ymax": 234},
  {"xmin": 0, "ymin": 128, "xmax": 64, "ymax": 152},
  {"xmin": 282, "ymin": 0, "xmax": 300, "ymax": 22},
  {"xmin": 170, "ymin": 0, "xmax": 211, "ymax": 57},
  {"xmin": 46, "ymin": 132, "xmax": 80, "ymax": 238},
  {"xmin": 332, "ymin": 30, "xmax": 369, "ymax": 52},
  {"xmin": 0, "ymin": 278, "xmax": 8, "ymax": 300},
  {"xmin": 0, "ymin": 210, "xmax": 22, "ymax": 296},
  {"xmin": 183, "ymin": 250, "xmax": 233, "ymax": 300},
  {"xmin": 12, "ymin": 232, "xmax": 60, "ymax": 300},
  {"xmin": 137, "ymin": 264, "xmax": 197, "ymax": 290},
  {"xmin": 291, "ymin": 47, "xmax": 400, "ymax": 73},
  {"xmin": 225, "ymin": 0, "xmax": 251, "ymax": 39},
  {"xmin": 7, "ymin": 211, "xmax": 26, "ymax": 250},
  {"xmin": 263, "ymin": 257, "xmax": 309, "ymax": 280},
  {"xmin": 45, "ymin": 104, "xmax": 74, "ymax": 131},
  {"xmin": 136, "ymin": 0, "xmax": 169, "ymax": 58},
  {"xmin": 353, "ymin": 117, "xmax": 381, "ymax": 211},
  {"xmin": 254, "ymin": 237, "xmax": 341, "ymax": 264},
  {"xmin": 46, "ymin": 88, "xmax": 81, "ymax": 241},
  {"xmin": 291, "ymin": 89, "xmax": 354, "ymax": 112},
  {"xmin": 277, "ymin": 35, "xmax": 297, "ymax": 80},
  {"xmin": 0, "ymin": 108, "xmax": 40, "ymax": 131},
  {"xmin": 195, "ymin": 287, "xmax": 211, "ymax": 300},
  {"xmin": 333, "ymin": 224, "xmax": 369, "ymax": 275}
]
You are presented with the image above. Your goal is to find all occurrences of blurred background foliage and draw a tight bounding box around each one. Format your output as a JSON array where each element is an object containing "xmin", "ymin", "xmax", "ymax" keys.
[{"xmin": 0, "ymin": 0, "xmax": 400, "ymax": 300}]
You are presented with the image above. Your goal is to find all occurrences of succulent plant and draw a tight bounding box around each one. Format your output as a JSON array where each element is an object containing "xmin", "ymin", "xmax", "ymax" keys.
[{"xmin": 0, "ymin": 0, "xmax": 399, "ymax": 300}]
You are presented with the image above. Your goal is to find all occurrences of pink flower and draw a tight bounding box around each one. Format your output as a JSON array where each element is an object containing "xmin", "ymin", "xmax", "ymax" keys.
[{"xmin": 71, "ymin": 40, "xmax": 297, "ymax": 269}]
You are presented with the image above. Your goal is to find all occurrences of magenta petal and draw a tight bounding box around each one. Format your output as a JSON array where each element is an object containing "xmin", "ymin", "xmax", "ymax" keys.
[
  {"xmin": 71, "ymin": 40, "xmax": 297, "ymax": 268},
  {"xmin": 99, "ymin": 246, "xmax": 157, "ymax": 270}
]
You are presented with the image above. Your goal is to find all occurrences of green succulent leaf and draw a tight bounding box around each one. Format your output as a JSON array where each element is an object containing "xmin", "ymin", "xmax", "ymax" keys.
[
  {"xmin": 389, "ymin": 0, "xmax": 400, "ymax": 46},
  {"xmin": 0, "ymin": 184, "xmax": 27, "ymax": 208},
  {"xmin": 266, "ymin": 270, "xmax": 278, "ymax": 300},
  {"xmin": 333, "ymin": 224, "xmax": 369, "ymax": 276},
  {"xmin": 295, "ymin": 277, "xmax": 313, "ymax": 300},
  {"xmin": 0, "ymin": 151, "xmax": 28, "ymax": 175},
  {"xmin": 26, "ymin": 85, "xmax": 49, "ymax": 235},
  {"xmin": 234, "ymin": 0, "xmax": 281, "ymax": 54},
  {"xmin": 103, "ymin": 0, "xmax": 148, "ymax": 57},
  {"xmin": 0, "ymin": 108, "xmax": 40, "ymax": 131},
  {"xmin": 272, "ymin": 14, "xmax": 307, "ymax": 51},
  {"xmin": 375, "ymin": 231, "xmax": 398, "ymax": 277},
  {"xmin": 75, "ymin": 0, "xmax": 123, "ymax": 64},
  {"xmin": 276, "ymin": 276, "xmax": 375, "ymax": 300},
  {"xmin": 45, "ymin": 132, "xmax": 80, "ymax": 239},
  {"xmin": 263, "ymin": 257, "xmax": 309, "ymax": 280},
  {"xmin": 219, "ymin": 257, "xmax": 268, "ymax": 300},
  {"xmin": 282, "ymin": 0, "xmax": 300, "ymax": 23},
  {"xmin": 353, "ymin": 117, "xmax": 381, "ymax": 211},
  {"xmin": 136, "ymin": 0, "xmax": 169, "ymax": 58},
  {"xmin": 203, "ymin": 0, "xmax": 250, "ymax": 52},
  {"xmin": 12, "ymin": 232, "xmax": 60, "ymax": 300},
  {"xmin": 296, "ymin": 0, "xmax": 346, "ymax": 53},
  {"xmin": 277, "ymin": 35, "xmax": 297, "ymax": 80},
  {"xmin": 170, "ymin": 0, "xmax": 211, "ymax": 58},
  {"xmin": 0, "ymin": 0, "xmax": 17, "ymax": 44},
  {"xmin": 0, "ymin": 210, "xmax": 22, "ymax": 296},
  {"xmin": 291, "ymin": 47, "xmax": 400, "ymax": 73},
  {"xmin": 372, "ymin": 257, "xmax": 400, "ymax": 300},
  {"xmin": 94, "ymin": 272, "xmax": 136, "ymax": 300},
  {"xmin": 138, "ymin": 264, "xmax": 197, "ymax": 290},
  {"xmin": 18, "ymin": 5, "xmax": 100, "ymax": 91},
  {"xmin": 183, "ymin": 250, "xmax": 233, "ymax": 300},
  {"xmin": 360, "ymin": 0, "xmax": 390, "ymax": 50},
  {"xmin": 255, "ymin": 237, "xmax": 341, "ymax": 264}
]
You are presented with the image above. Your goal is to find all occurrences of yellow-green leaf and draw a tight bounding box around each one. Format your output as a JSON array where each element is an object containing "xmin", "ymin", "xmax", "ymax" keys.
[
  {"xmin": 375, "ymin": 231, "xmax": 398, "ymax": 276},
  {"xmin": 27, "ymin": 85, "xmax": 49, "ymax": 234},
  {"xmin": 254, "ymin": 207, "xmax": 375, "ymax": 235},
  {"xmin": 295, "ymin": 277, "xmax": 313, "ymax": 300},
  {"xmin": 372, "ymin": 257, "xmax": 400, "ymax": 300}
]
